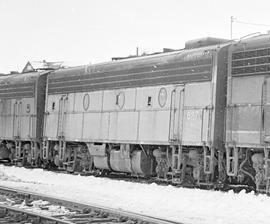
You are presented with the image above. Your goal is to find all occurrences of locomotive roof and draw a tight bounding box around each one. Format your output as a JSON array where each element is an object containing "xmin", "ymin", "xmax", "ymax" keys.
[
  {"xmin": 48, "ymin": 43, "xmax": 229, "ymax": 94},
  {"xmin": 231, "ymin": 34, "xmax": 270, "ymax": 52},
  {"xmin": 0, "ymin": 71, "xmax": 50, "ymax": 99},
  {"xmin": 51, "ymin": 43, "xmax": 227, "ymax": 78},
  {"xmin": 0, "ymin": 71, "xmax": 49, "ymax": 85}
]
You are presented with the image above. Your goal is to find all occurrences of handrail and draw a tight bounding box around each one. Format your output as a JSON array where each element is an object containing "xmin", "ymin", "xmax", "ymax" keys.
[
  {"xmin": 261, "ymin": 79, "xmax": 266, "ymax": 142},
  {"xmin": 168, "ymin": 89, "xmax": 176, "ymax": 141}
]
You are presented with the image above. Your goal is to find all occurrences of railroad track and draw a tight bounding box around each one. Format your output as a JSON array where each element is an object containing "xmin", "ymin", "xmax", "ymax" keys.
[{"xmin": 0, "ymin": 185, "xmax": 181, "ymax": 224}]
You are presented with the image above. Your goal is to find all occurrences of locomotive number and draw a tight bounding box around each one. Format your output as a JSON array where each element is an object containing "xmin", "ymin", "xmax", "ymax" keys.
[{"xmin": 186, "ymin": 111, "xmax": 201, "ymax": 120}]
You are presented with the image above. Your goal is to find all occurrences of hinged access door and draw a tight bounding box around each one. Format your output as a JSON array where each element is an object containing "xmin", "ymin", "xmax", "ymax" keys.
[
  {"xmin": 13, "ymin": 100, "xmax": 22, "ymax": 138},
  {"xmin": 169, "ymin": 86, "xmax": 185, "ymax": 142},
  {"xmin": 0, "ymin": 100, "xmax": 4, "ymax": 137},
  {"xmin": 57, "ymin": 95, "xmax": 68, "ymax": 138},
  {"xmin": 263, "ymin": 78, "xmax": 270, "ymax": 142}
]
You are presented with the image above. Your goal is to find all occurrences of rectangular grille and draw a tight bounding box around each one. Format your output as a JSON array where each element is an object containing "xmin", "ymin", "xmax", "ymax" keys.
[{"xmin": 232, "ymin": 47, "xmax": 270, "ymax": 76}]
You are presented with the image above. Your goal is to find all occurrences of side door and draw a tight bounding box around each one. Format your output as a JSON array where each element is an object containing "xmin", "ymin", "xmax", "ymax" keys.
[
  {"xmin": 0, "ymin": 100, "xmax": 4, "ymax": 137},
  {"xmin": 263, "ymin": 78, "xmax": 270, "ymax": 142},
  {"xmin": 13, "ymin": 100, "xmax": 22, "ymax": 138},
  {"xmin": 169, "ymin": 85, "xmax": 184, "ymax": 142},
  {"xmin": 57, "ymin": 95, "xmax": 68, "ymax": 138},
  {"xmin": 181, "ymin": 82, "xmax": 212, "ymax": 144}
]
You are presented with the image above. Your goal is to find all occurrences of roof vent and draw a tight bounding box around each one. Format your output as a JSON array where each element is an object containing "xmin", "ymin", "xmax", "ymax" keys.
[
  {"xmin": 10, "ymin": 71, "xmax": 19, "ymax": 75},
  {"xmin": 185, "ymin": 37, "xmax": 229, "ymax": 49}
]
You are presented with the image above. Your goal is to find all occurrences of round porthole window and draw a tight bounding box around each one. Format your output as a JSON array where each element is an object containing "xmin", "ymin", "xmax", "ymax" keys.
[
  {"xmin": 116, "ymin": 92, "xmax": 125, "ymax": 109},
  {"xmin": 158, "ymin": 88, "xmax": 167, "ymax": 107},
  {"xmin": 83, "ymin": 93, "xmax": 90, "ymax": 111}
]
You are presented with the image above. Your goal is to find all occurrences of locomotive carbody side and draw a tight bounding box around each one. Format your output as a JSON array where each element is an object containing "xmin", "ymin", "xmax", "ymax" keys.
[
  {"xmin": 0, "ymin": 71, "xmax": 49, "ymax": 164},
  {"xmin": 226, "ymin": 34, "xmax": 270, "ymax": 192},
  {"xmin": 43, "ymin": 41, "xmax": 229, "ymax": 184}
]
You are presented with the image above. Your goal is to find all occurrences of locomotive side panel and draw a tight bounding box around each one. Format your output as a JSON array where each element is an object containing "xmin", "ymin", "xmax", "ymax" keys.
[
  {"xmin": 138, "ymin": 110, "xmax": 170, "ymax": 143},
  {"xmin": 105, "ymin": 88, "xmax": 138, "ymax": 142},
  {"xmin": 108, "ymin": 111, "xmax": 138, "ymax": 141},
  {"xmin": 44, "ymin": 94, "xmax": 61, "ymax": 139},
  {"xmin": 0, "ymin": 84, "xmax": 37, "ymax": 141},
  {"xmin": 0, "ymin": 99, "xmax": 12, "ymax": 139},
  {"xmin": 79, "ymin": 91, "xmax": 106, "ymax": 140},
  {"xmin": 136, "ymin": 86, "xmax": 171, "ymax": 143},
  {"xmin": 44, "ymin": 85, "xmax": 174, "ymax": 144},
  {"xmin": 83, "ymin": 113, "xmax": 109, "ymax": 140},
  {"xmin": 226, "ymin": 76, "xmax": 263, "ymax": 145},
  {"xmin": 182, "ymin": 82, "xmax": 212, "ymax": 145},
  {"xmin": 83, "ymin": 91, "xmax": 108, "ymax": 140},
  {"xmin": 18, "ymin": 98, "xmax": 36, "ymax": 139},
  {"xmin": 65, "ymin": 113, "xmax": 83, "ymax": 140},
  {"xmin": 63, "ymin": 94, "xmax": 83, "ymax": 140}
]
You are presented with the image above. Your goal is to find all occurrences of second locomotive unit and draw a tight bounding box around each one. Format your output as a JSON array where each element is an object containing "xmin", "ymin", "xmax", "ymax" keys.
[
  {"xmin": 225, "ymin": 34, "xmax": 270, "ymax": 193},
  {"xmin": 42, "ymin": 37, "xmax": 230, "ymax": 185}
]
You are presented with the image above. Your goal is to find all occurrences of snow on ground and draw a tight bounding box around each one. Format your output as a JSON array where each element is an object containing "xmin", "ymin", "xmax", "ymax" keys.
[
  {"xmin": 13, "ymin": 200, "xmax": 75, "ymax": 217},
  {"xmin": 0, "ymin": 165, "xmax": 269, "ymax": 224}
]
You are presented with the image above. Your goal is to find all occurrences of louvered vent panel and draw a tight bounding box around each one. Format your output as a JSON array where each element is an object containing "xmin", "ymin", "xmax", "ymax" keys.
[{"xmin": 232, "ymin": 47, "xmax": 270, "ymax": 76}]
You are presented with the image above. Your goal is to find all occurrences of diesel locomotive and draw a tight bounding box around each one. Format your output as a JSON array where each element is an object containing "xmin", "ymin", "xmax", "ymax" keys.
[
  {"xmin": 0, "ymin": 71, "xmax": 49, "ymax": 165},
  {"xmin": 42, "ymin": 36, "xmax": 229, "ymax": 187},
  {"xmin": 1, "ymin": 34, "xmax": 270, "ymax": 193},
  {"xmin": 226, "ymin": 34, "xmax": 270, "ymax": 192}
]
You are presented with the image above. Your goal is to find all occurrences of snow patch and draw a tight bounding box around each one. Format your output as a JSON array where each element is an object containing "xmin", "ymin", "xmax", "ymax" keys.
[{"xmin": 0, "ymin": 165, "xmax": 269, "ymax": 224}]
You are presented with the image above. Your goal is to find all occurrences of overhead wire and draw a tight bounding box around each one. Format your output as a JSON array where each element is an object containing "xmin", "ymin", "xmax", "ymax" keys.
[{"xmin": 233, "ymin": 19, "xmax": 270, "ymax": 27}]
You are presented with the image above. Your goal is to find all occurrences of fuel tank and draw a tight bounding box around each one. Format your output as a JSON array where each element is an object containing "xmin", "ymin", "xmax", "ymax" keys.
[
  {"xmin": 0, "ymin": 145, "xmax": 10, "ymax": 160},
  {"xmin": 110, "ymin": 150, "xmax": 153, "ymax": 176},
  {"xmin": 87, "ymin": 143, "xmax": 110, "ymax": 170}
]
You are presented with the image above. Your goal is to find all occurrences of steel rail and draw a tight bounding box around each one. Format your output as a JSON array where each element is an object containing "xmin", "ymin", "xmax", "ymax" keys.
[
  {"xmin": 0, "ymin": 204, "xmax": 73, "ymax": 224},
  {"xmin": 0, "ymin": 185, "xmax": 182, "ymax": 224}
]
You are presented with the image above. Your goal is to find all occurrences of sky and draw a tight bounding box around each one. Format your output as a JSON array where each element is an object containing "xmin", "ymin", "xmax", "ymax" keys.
[{"xmin": 1, "ymin": 0, "xmax": 270, "ymax": 73}]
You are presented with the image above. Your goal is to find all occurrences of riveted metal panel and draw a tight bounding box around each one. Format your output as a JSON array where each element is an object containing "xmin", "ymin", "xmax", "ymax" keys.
[
  {"xmin": 182, "ymin": 82, "xmax": 212, "ymax": 144},
  {"xmin": 226, "ymin": 105, "xmax": 261, "ymax": 145}
]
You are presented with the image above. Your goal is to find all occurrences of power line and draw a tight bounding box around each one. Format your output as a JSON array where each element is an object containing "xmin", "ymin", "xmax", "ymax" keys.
[
  {"xmin": 230, "ymin": 16, "xmax": 270, "ymax": 40},
  {"xmin": 234, "ymin": 19, "xmax": 270, "ymax": 27}
]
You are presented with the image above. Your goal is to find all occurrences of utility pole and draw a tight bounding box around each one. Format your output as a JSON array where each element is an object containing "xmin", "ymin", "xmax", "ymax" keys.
[
  {"xmin": 230, "ymin": 16, "xmax": 235, "ymax": 40},
  {"xmin": 136, "ymin": 47, "xmax": 139, "ymax": 56}
]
